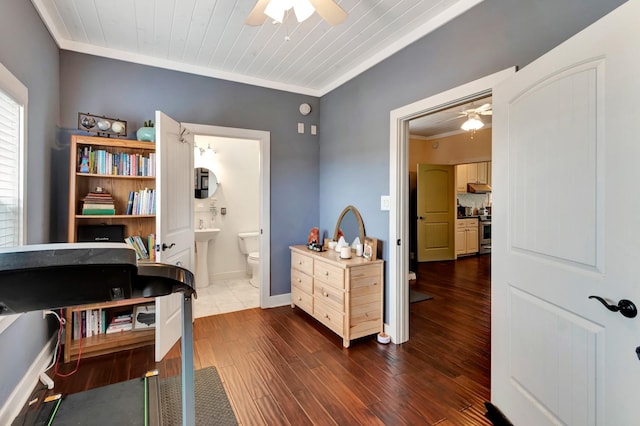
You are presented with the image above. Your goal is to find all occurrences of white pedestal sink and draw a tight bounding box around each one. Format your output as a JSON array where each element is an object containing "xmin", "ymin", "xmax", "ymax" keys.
[{"xmin": 194, "ymin": 228, "xmax": 220, "ymax": 288}]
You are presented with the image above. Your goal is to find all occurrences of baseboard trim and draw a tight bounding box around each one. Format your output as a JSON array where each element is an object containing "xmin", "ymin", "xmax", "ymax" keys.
[
  {"xmin": 0, "ymin": 333, "xmax": 56, "ymax": 425},
  {"xmin": 263, "ymin": 292, "xmax": 291, "ymax": 308}
]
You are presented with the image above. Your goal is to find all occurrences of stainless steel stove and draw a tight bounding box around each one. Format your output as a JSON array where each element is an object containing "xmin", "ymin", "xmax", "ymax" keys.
[{"xmin": 479, "ymin": 215, "xmax": 491, "ymax": 254}]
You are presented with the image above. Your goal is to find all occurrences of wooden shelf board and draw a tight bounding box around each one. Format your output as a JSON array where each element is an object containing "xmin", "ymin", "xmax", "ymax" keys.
[
  {"xmin": 75, "ymin": 214, "xmax": 155, "ymax": 219},
  {"xmin": 76, "ymin": 173, "xmax": 155, "ymax": 179},
  {"xmin": 66, "ymin": 297, "xmax": 152, "ymax": 311},
  {"xmin": 66, "ymin": 328, "xmax": 155, "ymax": 360}
]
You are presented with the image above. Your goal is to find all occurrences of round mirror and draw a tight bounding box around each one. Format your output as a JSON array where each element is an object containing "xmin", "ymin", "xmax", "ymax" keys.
[
  {"xmin": 194, "ymin": 167, "xmax": 218, "ymax": 199},
  {"xmin": 333, "ymin": 205, "xmax": 365, "ymax": 246}
]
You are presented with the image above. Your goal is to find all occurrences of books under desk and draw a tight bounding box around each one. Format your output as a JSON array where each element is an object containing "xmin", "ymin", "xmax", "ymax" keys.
[{"xmin": 63, "ymin": 299, "xmax": 156, "ymax": 363}]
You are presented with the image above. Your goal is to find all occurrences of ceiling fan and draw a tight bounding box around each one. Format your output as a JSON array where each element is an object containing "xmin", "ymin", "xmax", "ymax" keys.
[
  {"xmin": 456, "ymin": 103, "xmax": 493, "ymax": 118},
  {"xmin": 245, "ymin": 0, "xmax": 347, "ymax": 26},
  {"xmin": 455, "ymin": 103, "xmax": 492, "ymax": 131}
]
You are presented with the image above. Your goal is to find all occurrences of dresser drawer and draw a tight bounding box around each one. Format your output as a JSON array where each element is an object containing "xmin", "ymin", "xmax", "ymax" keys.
[
  {"xmin": 291, "ymin": 268, "xmax": 313, "ymax": 295},
  {"xmin": 291, "ymin": 251, "xmax": 313, "ymax": 275},
  {"xmin": 349, "ymin": 301, "xmax": 382, "ymax": 337},
  {"xmin": 314, "ymin": 260, "xmax": 345, "ymax": 290},
  {"xmin": 314, "ymin": 281, "xmax": 344, "ymax": 312},
  {"xmin": 314, "ymin": 298, "xmax": 344, "ymax": 337},
  {"xmin": 292, "ymin": 286, "xmax": 313, "ymax": 313}
]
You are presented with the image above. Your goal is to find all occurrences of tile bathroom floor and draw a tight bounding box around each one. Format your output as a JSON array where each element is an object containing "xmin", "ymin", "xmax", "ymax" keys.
[{"xmin": 193, "ymin": 278, "xmax": 259, "ymax": 318}]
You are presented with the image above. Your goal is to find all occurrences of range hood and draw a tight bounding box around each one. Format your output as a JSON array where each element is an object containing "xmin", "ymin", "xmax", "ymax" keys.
[{"xmin": 468, "ymin": 183, "xmax": 492, "ymax": 193}]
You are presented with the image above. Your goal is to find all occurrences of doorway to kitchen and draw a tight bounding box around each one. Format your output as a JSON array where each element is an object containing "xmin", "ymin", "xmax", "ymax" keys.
[{"xmin": 387, "ymin": 67, "xmax": 515, "ymax": 345}]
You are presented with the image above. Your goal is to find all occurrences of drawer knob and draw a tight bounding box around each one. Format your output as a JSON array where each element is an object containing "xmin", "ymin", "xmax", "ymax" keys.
[
  {"xmin": 325, "ymin": 271, "xmax": 329, "ymax": 276},
  {"xmin": 297, "ymin": 279, "xmax": 302, "ymax": 283},
  {"xmin": 298, "ymin": 261, "xmax": 303, "ymax": 265},
  {"xmin": 323, "ymin": 292, "xmax": 328, "ymax": 297},
  {"xmin": 298, "ymin": 297, "xmax": 302, "ymax": 301},
  {"xmin": 324, "ymin": 314, "xmax": 329, "ymax": 319}
]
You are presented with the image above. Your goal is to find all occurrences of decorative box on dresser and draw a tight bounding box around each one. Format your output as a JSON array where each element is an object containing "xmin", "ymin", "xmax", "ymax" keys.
[{"xmin": 290, "ymin": 245, "xmax": 384, "ymax": 347}]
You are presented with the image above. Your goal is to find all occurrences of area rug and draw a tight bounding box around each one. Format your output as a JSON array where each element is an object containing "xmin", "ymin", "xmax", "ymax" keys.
[
  {"xmin": 160, "ymin": 366, "xmax": 237, "ymax": 426},
  {"xmin": 20, "ymin": 367, "xmax": 237, "ymax": 426},
  {"xmin": 410, "ymin": 289, "xmax": 433, "ymax": 303}
]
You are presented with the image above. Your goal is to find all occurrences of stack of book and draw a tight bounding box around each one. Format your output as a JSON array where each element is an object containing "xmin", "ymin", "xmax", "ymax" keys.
[
  {"xmin": 124, "ymin": 235, "xmax": 150, "ymax": 260},
  {"xmin": 106, "ymin": 313, "xmax": 133, "ymax": 334},
  {"xmin": 82, "ymin": 189, "xmax": 116, "ymax": 215},
  {"xmin": 71, "ymin": 308, "xmax": 107, "ymax": 339}
]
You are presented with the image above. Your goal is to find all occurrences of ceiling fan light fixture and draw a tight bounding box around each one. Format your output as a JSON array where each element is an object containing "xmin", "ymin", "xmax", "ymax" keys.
[
  {"xmin": 264, "ymin": 0, "xmax": 315, "ymax": 24},
  {"xmin": 461, "ymin": 113, "xmax": 484, "ymax": 131}
]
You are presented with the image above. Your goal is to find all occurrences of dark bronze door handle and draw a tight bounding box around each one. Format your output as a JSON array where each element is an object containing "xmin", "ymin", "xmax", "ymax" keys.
[
  {"xmin": 589, "ymin": 295, "xmax": 637, "ymax": 318},
  {"xmin": 161, "ymin": 243, "xmax": 175, "ymax": 251}
]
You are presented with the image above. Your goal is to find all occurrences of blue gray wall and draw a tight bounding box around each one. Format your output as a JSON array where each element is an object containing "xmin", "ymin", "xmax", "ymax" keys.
[
  {"xmin": 318, "ymin": 0, "xmax": 626, "ymax": 320},
  {"xmin": 58, "ymin": 51, "xmax": 320, "ymax": 296},
  {"xmin": 0, "ymin": 0, "xmax": 59, "ymax": 407}
]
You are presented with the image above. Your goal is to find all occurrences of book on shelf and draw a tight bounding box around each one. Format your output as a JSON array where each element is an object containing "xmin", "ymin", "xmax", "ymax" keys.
[
  {"xmin": 148, "ymin": 233, "xmax": 156, "ymax": 261},
  {"xmin": 77, "ymin": 146, "xmax": 156, "ymax": 177},
  {"xmin": 82, "ymin": 208, "xmax": 116, "ymax": 215},
  {"xmin": 124, "ymin": 235, "xmax": 150, "ymax": 260},
  {"xmin": 71, "ymin": 308, "xmax": 107, "ymax": 339},
  {"xmin": 133, "ymin": 304, "xmax": 156, "ymax": 330},
  {"xmin": 81, "ymin": 188, "xmax": 116, "ymax": 215},
  {"xmin": 127, "ymin": 188, "xmax": 155, "ymax": 215},
  {"xmin": 106, "ymin": 313, "xmax": 133, "ymax": 334}
]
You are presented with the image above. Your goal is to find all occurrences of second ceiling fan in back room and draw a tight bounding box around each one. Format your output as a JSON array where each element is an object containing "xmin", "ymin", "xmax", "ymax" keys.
[{"xmin": 245, "ymin": 0, "xmax": 348, "ymax": 26}]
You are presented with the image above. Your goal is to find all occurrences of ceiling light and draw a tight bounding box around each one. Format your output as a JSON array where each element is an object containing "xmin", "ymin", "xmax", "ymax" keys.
[
  {"xmin": 461, "ymin": 113, "xmax": 484, "ymax": 131},
  {"xmin": 265, "ymin": 0, "xmax": 315, "ymax": 24}
]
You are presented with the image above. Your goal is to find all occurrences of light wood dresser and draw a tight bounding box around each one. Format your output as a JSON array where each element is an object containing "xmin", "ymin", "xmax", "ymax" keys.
[{"xmin": 290, "ymin": 245, "xmax": 384, "ymax": 347}]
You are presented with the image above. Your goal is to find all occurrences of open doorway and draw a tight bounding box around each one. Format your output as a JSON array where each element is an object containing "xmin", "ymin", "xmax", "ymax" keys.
[
  {"xmin": 387, "ymin": 67, "xmax": 515, "ymax": 345},
  {"xmin": 182, "ymin": 123, "xmax": 273, "ymax": 314}
]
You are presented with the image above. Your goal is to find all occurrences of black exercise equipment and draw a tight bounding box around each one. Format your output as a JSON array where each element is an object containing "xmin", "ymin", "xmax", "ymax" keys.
[{"xmin": 0, "ymin": 243, "xmax": 196, "ymax": 426}]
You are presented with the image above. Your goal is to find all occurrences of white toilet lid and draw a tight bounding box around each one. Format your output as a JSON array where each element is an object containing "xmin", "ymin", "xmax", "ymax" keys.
[{"xmin": 249, "ymin": 251, "xmax": 260, "ymax": 260}]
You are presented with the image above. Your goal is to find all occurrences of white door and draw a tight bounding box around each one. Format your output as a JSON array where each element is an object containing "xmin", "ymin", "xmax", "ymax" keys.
[
  {"xmin": 492, "ymin": 1, "xmax": 640, "ymax": 424},
  {"xmin": 416, "ymin": 164, "xmax": 455, "ymax": 261},
  {"xmin": 154, "ymin": 111, "xmax": 195, "ymax": 362}
]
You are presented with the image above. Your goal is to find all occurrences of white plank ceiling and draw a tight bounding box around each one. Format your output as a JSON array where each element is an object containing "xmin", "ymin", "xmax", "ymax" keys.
[{"xmin": 31, "ymin": 0, "xmax": 482, "ymax": 96}]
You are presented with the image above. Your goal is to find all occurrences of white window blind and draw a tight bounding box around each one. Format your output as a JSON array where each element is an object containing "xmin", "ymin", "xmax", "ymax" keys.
[
  {"xmin": 0, "ymin": 62, "xmax": 27, "ymax": 332},
  {"xmin": 0, "ymin": 90, "xmax": 21, "ymax": 247}
]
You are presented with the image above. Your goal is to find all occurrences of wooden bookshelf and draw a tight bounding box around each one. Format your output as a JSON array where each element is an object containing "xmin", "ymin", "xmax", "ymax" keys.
[{"xmin": 64, "ymin": 134, "xmax": 158, "ymax": 363}]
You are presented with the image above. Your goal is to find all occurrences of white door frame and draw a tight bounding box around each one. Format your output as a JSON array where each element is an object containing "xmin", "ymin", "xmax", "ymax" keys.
[
  {"xmin": 182, "ymin": 123, "xmax": 273, "ymax": 308},
  {"xmin": 387, "ymin": 67, "xmax": 516, "ymax": 344}
]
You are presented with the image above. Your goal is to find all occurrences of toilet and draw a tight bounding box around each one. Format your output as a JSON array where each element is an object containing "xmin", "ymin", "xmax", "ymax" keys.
[{"xmin": 237, "ymin": 232, "xmax": 260, "ymax": 286}]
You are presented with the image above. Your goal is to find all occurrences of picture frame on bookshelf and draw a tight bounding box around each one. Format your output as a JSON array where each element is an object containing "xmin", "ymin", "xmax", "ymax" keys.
[{"xmin": 132, "ymin": 303, "xmax": 156, "ymax": 330}]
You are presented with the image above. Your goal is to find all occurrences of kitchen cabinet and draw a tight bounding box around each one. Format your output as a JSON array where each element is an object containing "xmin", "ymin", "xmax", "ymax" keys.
[
  {"xmin": 456, "ymin": 218, "xmax": 479, "ymax": 256},
  {"xmin": 456, "ymin": 162, "xmax": 491, "ymax": 192},
  {"xmin": 290, "ymin": 245, "xmax": 384, "ymax": 348}
]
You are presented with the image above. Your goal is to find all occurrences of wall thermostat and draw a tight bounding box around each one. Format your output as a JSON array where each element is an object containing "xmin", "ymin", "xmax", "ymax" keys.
[{"xmin": 299, "ymin": 103, "xmax": 312, "ymax": 116}]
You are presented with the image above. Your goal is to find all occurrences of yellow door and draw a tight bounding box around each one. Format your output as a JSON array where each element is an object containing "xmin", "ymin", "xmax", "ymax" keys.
[{"xmin": 417, "ymin": 164, "xmax": 455, "ymax": 261}]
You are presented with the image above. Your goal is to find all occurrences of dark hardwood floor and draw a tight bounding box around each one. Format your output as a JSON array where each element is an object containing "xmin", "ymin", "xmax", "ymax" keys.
[{"xmin": 33, "ymin": 255, "xmax": 491, "ymax": 425}]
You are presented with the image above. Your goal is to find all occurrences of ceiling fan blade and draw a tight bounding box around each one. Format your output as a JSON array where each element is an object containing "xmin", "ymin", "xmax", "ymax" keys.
[
  {"xmin": 308, "ymin": 0, "xmax": 347, "ymax": 26},
  {"xmin": 479, "ymin": 110, "xmax": 493, "ymax": 115},
  {"xmin": 475, "ymin": 103, "xmax": 492, "ymax": 113},
  {"xmin": 245, "ymin": 0, "xmax": 270, "ymax": 26}
]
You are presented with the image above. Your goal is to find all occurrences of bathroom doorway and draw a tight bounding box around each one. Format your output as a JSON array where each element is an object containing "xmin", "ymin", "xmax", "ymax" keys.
[{"xmin": 183, "ymin": 123, "xmax": 271, "ymax": 318}]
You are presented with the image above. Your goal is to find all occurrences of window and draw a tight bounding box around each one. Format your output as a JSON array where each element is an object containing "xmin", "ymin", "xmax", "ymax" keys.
[{"xmin": 0, "ymin": 62, "xmax": 27, "ymax": 332}]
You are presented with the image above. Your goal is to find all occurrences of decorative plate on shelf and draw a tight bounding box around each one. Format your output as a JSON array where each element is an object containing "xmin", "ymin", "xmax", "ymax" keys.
[{"xmin": 78, "ymin": 112, "xmax": 127, "ymax": 138}]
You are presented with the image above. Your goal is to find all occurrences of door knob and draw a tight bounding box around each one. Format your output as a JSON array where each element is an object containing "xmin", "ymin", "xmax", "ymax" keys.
[
  {"xmin": 589, "ymin": 295, "xmax": 638, "ymax": 318},
  {"xmin": 161, "ymin": 243, "xmax": 175, "ymax": 251},
  {"xmin": 418, "ymin": 216, "xmax": 425, "ymax": 220}
]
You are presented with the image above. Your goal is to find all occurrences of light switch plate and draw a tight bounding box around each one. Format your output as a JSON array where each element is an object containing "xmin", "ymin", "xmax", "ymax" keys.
[
  {"xmin": 311, "ymin": 125, "xmax": 317, "ymax": 135},
  {"xmin": 380, "ymin": 195, "xmax": 390, "ymax": 211},
  {"xmin": 297, "ymin": 123, "xmax": 304, "ymax": 134}
]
